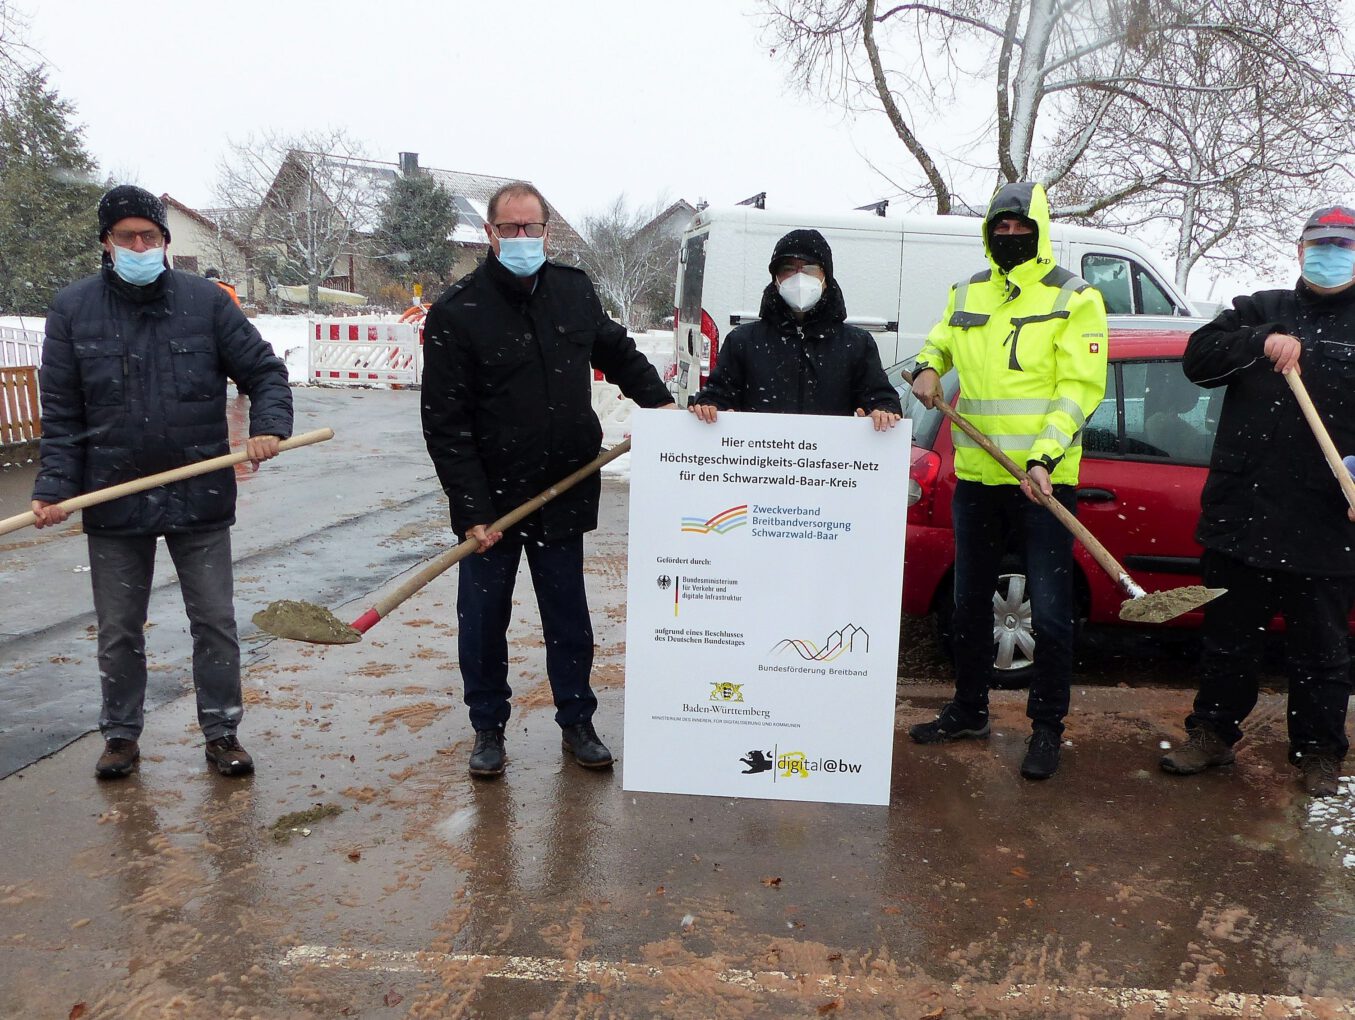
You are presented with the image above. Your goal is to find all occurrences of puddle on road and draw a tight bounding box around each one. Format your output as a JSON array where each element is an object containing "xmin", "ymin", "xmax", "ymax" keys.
[{"xmin": 437, "ymin": 806, "xmax": 476, "ymax": 843}]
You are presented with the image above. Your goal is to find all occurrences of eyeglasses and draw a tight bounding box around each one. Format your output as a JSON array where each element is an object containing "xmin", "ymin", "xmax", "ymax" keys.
[
  {"xmin": 109, "ymin": 228, "xmax": 165, "ymax": 248},
  {"xmin": 1304, "ymin": 236, "xmax": 1355, "ymax": 249},
  {"xmin": 494, "ymin": 222, "xmax": 547, "ymax": 239}
]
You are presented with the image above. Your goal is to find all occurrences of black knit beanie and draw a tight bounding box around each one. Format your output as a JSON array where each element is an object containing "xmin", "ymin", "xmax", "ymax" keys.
[{"xmin": 98, "ymin": 185, "xmax": 171, "ymax": 243}]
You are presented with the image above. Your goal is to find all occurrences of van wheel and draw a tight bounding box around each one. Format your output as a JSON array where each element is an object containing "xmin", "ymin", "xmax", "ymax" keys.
[{"xmin": 935, "ymin": 563, "xmax": 1037, "ymax": 691}]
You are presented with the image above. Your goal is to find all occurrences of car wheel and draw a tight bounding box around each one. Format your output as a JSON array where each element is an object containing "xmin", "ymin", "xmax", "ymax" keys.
[
  {"xmin": 989, "ymin": 571, "xmax": 1037, "ymax": 689},
  {"xmin": 934, "ymin": 564, "xmax": 1037, "ymax": 690}
]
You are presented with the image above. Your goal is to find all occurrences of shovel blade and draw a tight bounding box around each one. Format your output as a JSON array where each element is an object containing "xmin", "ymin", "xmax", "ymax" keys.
[
  {"xmin": 1118, "ymin": 585, "xmax": 1227, "ymax": 624},
  {"xmin": 252, "ymin": 599, "xmax": 363, "ymax": 644}
]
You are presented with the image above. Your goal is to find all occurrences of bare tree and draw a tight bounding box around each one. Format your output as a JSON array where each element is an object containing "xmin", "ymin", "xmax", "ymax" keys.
[
  {"xmin": 578, "ymin": 195, "xmax": 682, "ymax": 330},
  {"xmin": 762, "ymin": 0, "xmax": 1355, "ymax": 226},
  {"xmin": 214, "ymin": 129, "xmax": 380, "ymax": 308},
  {"xmin": 1051, "ymin": 23, "xmax": 1355, "ymax": 289},
  {"xmin": 0, "ymin": 2, "xmax": 35, "ymax": 100}
]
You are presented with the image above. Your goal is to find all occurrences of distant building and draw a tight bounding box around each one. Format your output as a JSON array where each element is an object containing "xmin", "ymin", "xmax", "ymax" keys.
[
  {"xmin": 159, "ymin": 195, "xmax": 259, "ymax": 302},
  {"xmin": 257, "ymin": 149, "xmax": 589, "ymax": 300}
]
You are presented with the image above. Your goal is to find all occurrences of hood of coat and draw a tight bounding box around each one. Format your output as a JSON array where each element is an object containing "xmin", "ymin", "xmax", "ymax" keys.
[
  {"xmin": 982, "ymin": 181, "xmax": 1055, "ymax": 280},
  {"xmin": 760, "ymin": 227, "xmax": 848, "ymax": 333}
]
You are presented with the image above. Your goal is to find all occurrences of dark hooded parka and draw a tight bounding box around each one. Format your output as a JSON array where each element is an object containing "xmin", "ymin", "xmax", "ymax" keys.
[{"xmin": 692, "ymin": 228, "xmax": 901, "ymax": 417}]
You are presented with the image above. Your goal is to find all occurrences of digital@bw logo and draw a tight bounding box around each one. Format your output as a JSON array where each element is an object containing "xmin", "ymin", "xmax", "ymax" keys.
[
  {"xmin": 738, "ymin": 747, "xmax": 863, "ymax": 781},
  {"xmin": 710, "ymin": 682, "xmax": 744, "ymax": 703}
]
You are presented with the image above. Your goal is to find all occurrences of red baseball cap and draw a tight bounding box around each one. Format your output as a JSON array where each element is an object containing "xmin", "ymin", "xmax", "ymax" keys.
[{"xmin": 1300, "ymin": 206, "xmax": 1355, "ymax": 242}]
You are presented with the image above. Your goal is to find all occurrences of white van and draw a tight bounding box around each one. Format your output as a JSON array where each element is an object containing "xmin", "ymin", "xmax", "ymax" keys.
[{"xmin": 670, "ymin": 205, "xmax": 1196, "ymax": 405}]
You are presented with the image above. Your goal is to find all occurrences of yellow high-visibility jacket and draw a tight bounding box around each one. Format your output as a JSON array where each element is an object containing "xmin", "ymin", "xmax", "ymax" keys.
[{"xmin": 915, "ymin": 182, "xmax": 1108, "ymax": 486}]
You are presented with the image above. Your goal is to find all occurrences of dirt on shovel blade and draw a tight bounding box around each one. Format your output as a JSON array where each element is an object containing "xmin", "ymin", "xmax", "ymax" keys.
[
  {"xmin": 1118, "ymin": 584, "xmax": 1224, "ymax": 624},
  {"xmin": 252, "ymin": 599, "xmax": 361, "ymax": 644}
]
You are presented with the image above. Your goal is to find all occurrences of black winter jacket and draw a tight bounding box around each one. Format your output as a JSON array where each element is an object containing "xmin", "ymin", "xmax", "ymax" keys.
[
  {"xmin": 1184, "ymin": 280, "xmax": 1355, "ymax": 576},
  {"xmin": 692, "ymin": 281, "xmax": 901, "ymax": 417},
  {"xmin": 32, "ymin": 265, "xmax": 293, "ymax": 535},
  {"xmin": 421, "ymin": 253, "xmax": 672, "ymax": 542}
]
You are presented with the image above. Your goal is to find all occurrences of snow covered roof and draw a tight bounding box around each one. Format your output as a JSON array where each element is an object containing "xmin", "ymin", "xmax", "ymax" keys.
[{"xmin": 290, "ymin": 152, "xmax": 587, "ymax": 253}]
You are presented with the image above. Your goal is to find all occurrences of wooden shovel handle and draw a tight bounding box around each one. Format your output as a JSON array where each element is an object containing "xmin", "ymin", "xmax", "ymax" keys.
[
  {"xmin": 1285, "ymin": 370, "xmax": 1355, "ymax": 511},
  {"xmin": 927, "ymin": 396, "xmax": 1139, "ymax": 593},
  {"xmin": 0, "ymin": 428, "xmax": 335, "ymax": 537},
  {"xmin": 352, "ymin": 439, "xmax": 633, "ymax": 632}
]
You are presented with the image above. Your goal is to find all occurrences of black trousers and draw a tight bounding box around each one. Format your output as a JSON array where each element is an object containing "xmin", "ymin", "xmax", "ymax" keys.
[
  {"xmin": 456, "ymin": 534, "xmax": 597, "ymax": 732},
  {"xmin": 1188, "ymin": 549, "xmax": 1355, "ymax": 764}
]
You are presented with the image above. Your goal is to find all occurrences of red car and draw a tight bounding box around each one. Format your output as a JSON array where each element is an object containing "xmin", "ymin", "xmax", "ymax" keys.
[{"xmin": 899, "ymin": 316, "xmax": 1224, "ymax": 685}]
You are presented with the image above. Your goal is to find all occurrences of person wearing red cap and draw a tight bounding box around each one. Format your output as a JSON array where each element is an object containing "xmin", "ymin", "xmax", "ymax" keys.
[{"xmin": 1160, "ymin": 205, "xmax": 1355, "ymax": 797}]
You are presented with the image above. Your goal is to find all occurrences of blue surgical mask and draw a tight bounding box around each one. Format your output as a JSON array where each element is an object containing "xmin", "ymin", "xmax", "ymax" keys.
[
  {"xmin": 497, "ymin": 236, "xmax": 546, "ymax": 277},
  {"xmin": 1301, "ymin": 244, "xmax": 1355, "ymax": 289},
  {"xmin": 111, "ymin": 245, "xmax": 166, "ymax": 286}
]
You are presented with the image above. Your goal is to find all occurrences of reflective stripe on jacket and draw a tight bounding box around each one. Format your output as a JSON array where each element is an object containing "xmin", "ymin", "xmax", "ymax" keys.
[{"xmin": 914, "ymin": 182, "xmax": 1108, "ymax": 486}]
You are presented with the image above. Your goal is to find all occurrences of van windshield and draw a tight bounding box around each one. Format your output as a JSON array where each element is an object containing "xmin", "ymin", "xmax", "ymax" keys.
[{"xmin": 678, "ymin": 233, "xmax": 707, "ymax": 327}]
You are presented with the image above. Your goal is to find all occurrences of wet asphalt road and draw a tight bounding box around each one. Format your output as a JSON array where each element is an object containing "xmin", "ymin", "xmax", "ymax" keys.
[
  {"xmin": 0, "ymin": 389, "xmax": 451, "ymax": 777},
  {"xmin": 1, "ymin": 388, "xmax": 1353, "ymax": 1018}
]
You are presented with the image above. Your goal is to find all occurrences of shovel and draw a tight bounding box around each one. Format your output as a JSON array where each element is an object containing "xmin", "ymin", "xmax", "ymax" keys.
[
  {"xmin": 1284, "ymin": 369, "xmax": 1355, "ymax": 512},
  {"xmin": 907, "ymin": 374, "xmax": 1223, "ymax": 623},
  {"xmin": 253, "ymin": 438, "xmax": 634, "ymax": 644},
  {"xmin": 0, "ymin": 428, "xmax": 336, "ymax": 537}
]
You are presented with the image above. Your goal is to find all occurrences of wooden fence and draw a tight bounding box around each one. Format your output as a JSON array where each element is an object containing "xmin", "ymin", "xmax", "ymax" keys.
[{"xmin": 1, "ymin": 366, "xmax": 41, "ymax": 445}]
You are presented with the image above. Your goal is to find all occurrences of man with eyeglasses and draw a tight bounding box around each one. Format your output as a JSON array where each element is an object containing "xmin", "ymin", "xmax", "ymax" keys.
[
  {"xmin": 29, "ymin": 185, "xmax": 292, "ymax": 781},
  {"xmin": 688, "ymin": 228, "xmax": 902, "ymax": 428},
  {"xmin": 421, "ymin": 181, "xmax": 675, "ymax": 779},
  {"xmin": 1160, "ymin": 205, "xmax": 1355, "ymax": 798}
]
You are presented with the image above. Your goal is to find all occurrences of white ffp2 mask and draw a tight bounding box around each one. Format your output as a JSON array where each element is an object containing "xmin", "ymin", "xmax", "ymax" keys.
[{"xmin": 778, "ymin": 272, "xmax": 824, "ymax": 312}]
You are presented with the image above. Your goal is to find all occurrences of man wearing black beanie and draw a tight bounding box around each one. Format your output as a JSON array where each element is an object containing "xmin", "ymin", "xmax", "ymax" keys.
[{"xmin": 30, "ymin": 184, "xmax": 293, "ymax": 780}]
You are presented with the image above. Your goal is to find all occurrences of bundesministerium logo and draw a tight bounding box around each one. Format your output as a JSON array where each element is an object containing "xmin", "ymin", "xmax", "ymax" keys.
[
  {"xmin": 657, "ymin": 574, "xmax": 672, "ymax": 590},
  {"xmin": 771, "ymin": 623, "xmax": 870, "ymax": 661},
  {"xmin": 681, "ymin": 504, "xmax": 748, "ymax": 535},
  {"xmin": 710, "ymin": 682, "xmax": 744, "ymax": 703}
]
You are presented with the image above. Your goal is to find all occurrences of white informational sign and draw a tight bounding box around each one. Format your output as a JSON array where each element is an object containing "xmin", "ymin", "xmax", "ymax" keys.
[{"xmin": 622, "ymin": 410, "xmax": 911, "ymax": 806}]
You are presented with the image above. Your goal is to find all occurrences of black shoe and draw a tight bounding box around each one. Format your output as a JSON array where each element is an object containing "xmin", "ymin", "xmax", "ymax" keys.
[
  {"xmin": 204, "ymin": 735, "xmax": 254, "ymax": 776},
  {"xmin": 1020, "ymin": 728, "xmax": 1062, "ymax": 780},
  {"xmin": 1300, "ymin": 754, "xmax": 1342, "ymax": 798},
  {"xmin": 469, "ymin": 729, "xmax": 506, "ymax": 778},
  {"xmin": 561, "ymin": 721, "xmax": 614, "ymax": 769},
  {"xmin": 95, "ymin": 737, "xmax": 140, "ymax": 779},
  {"xmin": 1160, "ymin": 727, "xmax": 1235, "ymax": 775},
  {"xmin": 908, "ymin": 703, "xmax": 990, "ymax": 745}
]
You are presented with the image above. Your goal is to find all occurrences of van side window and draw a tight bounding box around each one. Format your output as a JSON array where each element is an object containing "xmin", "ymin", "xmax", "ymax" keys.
[
  {"xmin": 1082, "ymin": 254, "xmax": 1181, "ymax": 315},
  {"xmin": 1136, "ymin": 269, "xmax": 1175, "ymax": 315},
  {"xmin": 1083, "ymin": 255, "xmax": 1133, "ymax": 314}
]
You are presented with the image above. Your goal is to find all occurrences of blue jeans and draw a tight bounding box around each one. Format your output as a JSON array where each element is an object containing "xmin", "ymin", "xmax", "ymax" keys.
[
  {"xmin": 89, "ymin": 529, "xmax": 242, "ymax": 741},
  {"xmin": 457, "ymin": 535, "xmax": 597, "ymax": 732},
  {"xmin": 950, "ymin": 480, "xmax": 1078, "ymax": 734}
]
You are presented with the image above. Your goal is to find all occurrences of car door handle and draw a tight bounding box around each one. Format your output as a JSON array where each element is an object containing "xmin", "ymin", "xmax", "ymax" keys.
[{"xmin": 1076, "ymin": 488, "xmax": 1116, "ymax": 503}]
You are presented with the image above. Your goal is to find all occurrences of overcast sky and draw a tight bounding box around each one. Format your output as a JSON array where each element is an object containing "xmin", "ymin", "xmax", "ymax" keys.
[
  {"xmin": 19, "ymin": 0, "xmax": 1289, "ymax": 301},
  {"xmin": 23, "ymin": 2, "xmax": 903, "ymax": 220}
]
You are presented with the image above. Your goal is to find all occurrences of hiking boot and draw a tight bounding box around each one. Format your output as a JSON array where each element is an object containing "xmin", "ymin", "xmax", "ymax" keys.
[
  {"xmin": 204, "ymin": 735, "xmax": 254, "ymax": 776},
  {"xmin": 1020, "ymin": 728, "xmax": 1062, "ymax": 780},
  {"xmin": 469, "ymin": 729, "xmax": 506, "ymax": 778},
  {"xmin": 561, "ymin": 721, "xmax": 614, "ymax": 769},
  {"xmin": 1160, "ymin": 727, "xmax": 1235, "ymax": 775},
  {"xmin": 95, "ymin": 738, "xmax": 140, "ymax": 779},
  {"xmin": 1300, "ymin": 755, "xmax": 1342, "ymax": 798},
  {"xmin": 908, "ymin": 703, "xmax": 990, "ymax": 745}
]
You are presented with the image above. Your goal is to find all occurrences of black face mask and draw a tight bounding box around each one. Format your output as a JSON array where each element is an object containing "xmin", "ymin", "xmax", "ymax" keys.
[{"xmin": 989, "ymin": 231, "xmax": 1039, "ymax": 272}]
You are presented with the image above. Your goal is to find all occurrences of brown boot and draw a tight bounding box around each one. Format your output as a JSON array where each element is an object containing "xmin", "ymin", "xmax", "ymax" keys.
[
  {"xmin": 1300, "ymin": 755, "xmax": 1342, "ymax": 798},
  {"xmin": 204, "ymin": 735, "xmax": 254, "ymax": 776},
  {"xmin": 1160, "ymin": 728, "xmax": 1235, "ymax": 775},
  {"xmin": 95, "ymin": 738, "xmax": 140, "ymax": 779}
]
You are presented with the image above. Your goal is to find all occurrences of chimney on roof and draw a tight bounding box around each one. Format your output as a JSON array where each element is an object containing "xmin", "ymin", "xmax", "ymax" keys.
[{"xmin": 399, "ymin": 152, "xmax": 419, "ymax": 177}]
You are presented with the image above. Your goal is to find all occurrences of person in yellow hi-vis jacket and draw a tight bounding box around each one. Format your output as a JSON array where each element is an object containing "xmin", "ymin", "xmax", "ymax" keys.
[{"xmin": 907, "ymin": 181, "xmax": 1108, "ymax": 781}]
